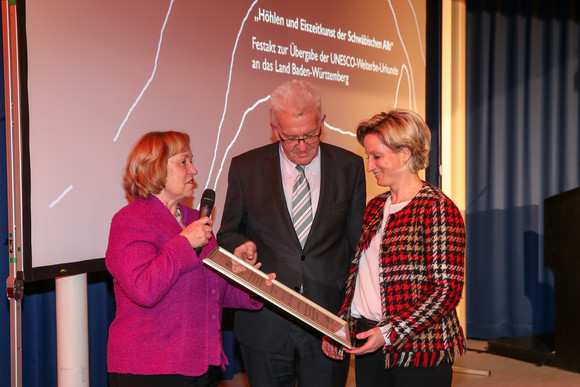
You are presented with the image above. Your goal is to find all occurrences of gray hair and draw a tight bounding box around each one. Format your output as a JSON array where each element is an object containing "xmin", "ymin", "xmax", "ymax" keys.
[{"xmin": 270, "ymin": 79, "xmax": 323, "ymax": 124}]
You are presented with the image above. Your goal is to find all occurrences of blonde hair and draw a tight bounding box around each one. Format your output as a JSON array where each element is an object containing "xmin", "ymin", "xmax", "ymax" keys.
[
  {"xmin": 123, "ymin": 131, "xmax": 190, "ymax": 199},
  {"xmin": 356, "ymin": 109, "xmax": 431, "ymax": 173}
]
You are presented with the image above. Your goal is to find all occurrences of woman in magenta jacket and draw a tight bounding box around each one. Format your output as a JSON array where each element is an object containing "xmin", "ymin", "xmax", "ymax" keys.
[{"xmin": 106, "ymin": 131, "xmax": 271, "ymax": 387}]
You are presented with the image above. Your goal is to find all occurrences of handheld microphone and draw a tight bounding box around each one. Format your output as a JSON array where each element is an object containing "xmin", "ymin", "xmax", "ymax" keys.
[{"xmin": 195, "ymin": 189, "xmax": 215, "ymax": 255}]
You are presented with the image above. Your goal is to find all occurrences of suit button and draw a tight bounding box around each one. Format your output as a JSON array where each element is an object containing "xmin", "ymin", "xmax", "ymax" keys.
[{"xmin": 301, "ymin": 255, "xmax": 306, "ymax": 261}]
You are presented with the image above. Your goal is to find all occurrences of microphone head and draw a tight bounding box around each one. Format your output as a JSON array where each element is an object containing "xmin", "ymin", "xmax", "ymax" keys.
[
  {"xmin": 195, "ymin": 188, "xmax": 216, "ymax": 254},
  {"xmin": 200, "ymin": 189, "xmax": 215, "ymax": 208},
  {"xmin": 199, "ymin": 189, "xmax": 215, "ymax": 219}
]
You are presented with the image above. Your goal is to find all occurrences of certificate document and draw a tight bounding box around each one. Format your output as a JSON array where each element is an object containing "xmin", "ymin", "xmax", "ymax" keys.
[{"xmin": 203, "ymin": 246, "xmax": 351, "ymax": 348}]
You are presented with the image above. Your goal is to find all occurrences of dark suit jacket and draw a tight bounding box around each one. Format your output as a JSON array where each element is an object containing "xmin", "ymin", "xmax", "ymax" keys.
[{"xmin": 217, "ymin": 142, "xmax": 366, "ymax": 352}]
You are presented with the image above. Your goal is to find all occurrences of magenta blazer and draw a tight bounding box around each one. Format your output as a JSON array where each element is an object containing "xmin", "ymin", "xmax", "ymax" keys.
[{"xmin": 106, "ymin": 196, "xmax": 261, "ymax": 377}]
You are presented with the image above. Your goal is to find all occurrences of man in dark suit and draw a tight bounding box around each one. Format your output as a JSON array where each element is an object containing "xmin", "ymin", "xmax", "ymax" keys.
[{"xmin": 217, "ymin": 79, "xmax": 366, "ymax": 387}]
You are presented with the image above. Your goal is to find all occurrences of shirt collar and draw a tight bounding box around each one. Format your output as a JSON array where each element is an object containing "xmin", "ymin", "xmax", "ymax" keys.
[{"xmin": 278, "ymin": 143, "xmax": 321, "ymax": 176}]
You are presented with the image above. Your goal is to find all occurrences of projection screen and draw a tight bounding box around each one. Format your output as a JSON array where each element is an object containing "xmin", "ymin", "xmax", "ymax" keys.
[{"xmin": 6, "ymin": 0, "xmax": 428, "ymax": 280}]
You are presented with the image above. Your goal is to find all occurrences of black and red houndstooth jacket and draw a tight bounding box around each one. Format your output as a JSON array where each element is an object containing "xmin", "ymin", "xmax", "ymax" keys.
[{"xmin": 340, "ymin": 182, "xmax": 466, "ymax": 368}]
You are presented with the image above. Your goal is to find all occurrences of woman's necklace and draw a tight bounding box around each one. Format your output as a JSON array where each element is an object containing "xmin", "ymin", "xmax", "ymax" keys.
[{"xmin": 175, "ymin": 206, "xmax": 182, "ymax": 224}]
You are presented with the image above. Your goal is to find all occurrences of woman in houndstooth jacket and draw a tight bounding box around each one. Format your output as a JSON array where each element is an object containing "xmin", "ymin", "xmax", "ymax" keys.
[{"xmin": 322, "ymin": 109, "xmax": 466, "ymax": 387}]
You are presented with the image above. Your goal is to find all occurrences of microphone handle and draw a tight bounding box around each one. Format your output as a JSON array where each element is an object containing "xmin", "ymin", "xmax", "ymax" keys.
[{"xmin": 194, "ymin": 205, "xmax": 212, "ymax": 255}]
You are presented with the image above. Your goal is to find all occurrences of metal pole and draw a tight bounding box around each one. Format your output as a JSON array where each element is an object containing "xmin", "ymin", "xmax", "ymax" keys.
[{"xmin": 3, "ymin": 1, "xmax": 24, "ymax": 386}]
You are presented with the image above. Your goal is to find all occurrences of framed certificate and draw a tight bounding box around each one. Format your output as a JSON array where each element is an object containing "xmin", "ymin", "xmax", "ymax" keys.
[{"xmin": 203, "ymin": 246, "xmax": 351, "ymax": 348}]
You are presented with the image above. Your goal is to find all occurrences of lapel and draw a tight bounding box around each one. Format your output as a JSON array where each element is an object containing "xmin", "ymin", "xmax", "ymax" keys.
[
  {"xmin": 303, "ymin": 143, "xmax": 331, "ymax": 250},
  {"xmin": 311, "ymin": 143, "xmax": 329, "ymax": 230},
  {"xmin": 261, "ymin": 144, "xmax": 301, "ymax": 246}
]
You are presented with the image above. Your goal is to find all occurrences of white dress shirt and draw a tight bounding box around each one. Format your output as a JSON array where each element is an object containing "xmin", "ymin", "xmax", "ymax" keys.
[{"xmin": 351, "ymin": 196, "xmax": 410, "ymax": 344}]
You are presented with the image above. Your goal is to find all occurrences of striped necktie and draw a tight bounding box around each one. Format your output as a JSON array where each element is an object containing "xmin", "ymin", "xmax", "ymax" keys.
[{"xmin": 292, "ymin": 165, "xmax": 313, "ymax": 248}]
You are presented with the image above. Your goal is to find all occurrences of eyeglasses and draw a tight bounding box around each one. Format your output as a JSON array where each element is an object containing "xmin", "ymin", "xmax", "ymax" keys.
[{"xmin": 278, "ymin": 132, "xmax": 321, "ymax": 147}]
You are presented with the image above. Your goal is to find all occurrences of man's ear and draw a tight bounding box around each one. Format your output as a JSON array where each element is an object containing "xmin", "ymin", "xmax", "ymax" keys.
[
  {"xmin": 319, "ymin": 113, "xmax": 326, "ymax": 135},
  {"xmin": 270, "ymin": 122, "xmax": 280, "ymax": 140}
]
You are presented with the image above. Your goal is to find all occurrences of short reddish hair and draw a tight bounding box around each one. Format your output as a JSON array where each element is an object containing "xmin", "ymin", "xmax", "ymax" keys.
[{"xmin": 123, "ymin": 131, "xmax": 190, "ymax": 199}]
